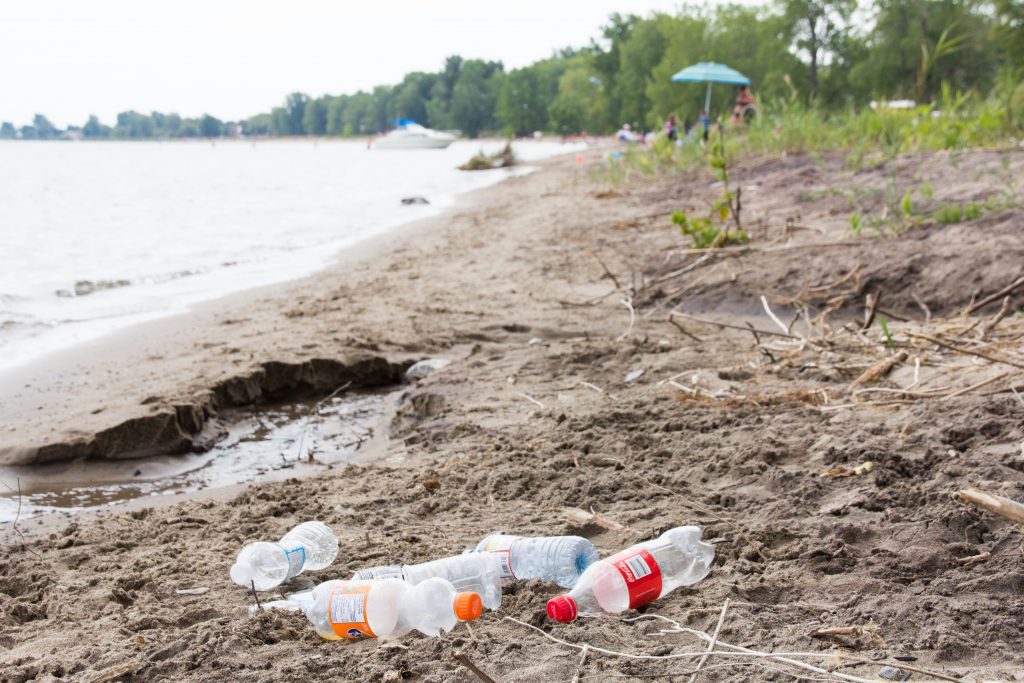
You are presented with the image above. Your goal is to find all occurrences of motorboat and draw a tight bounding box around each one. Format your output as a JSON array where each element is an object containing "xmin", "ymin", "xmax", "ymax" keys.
[{"xmin": 374, "ymin": 120, "xmax": 457, "ymax": 150}]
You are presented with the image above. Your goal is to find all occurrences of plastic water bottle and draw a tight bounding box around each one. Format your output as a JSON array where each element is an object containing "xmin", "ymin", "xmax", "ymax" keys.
[
  {"xmin": 230, "ymin": 521, "xmax": 339, "ymax": 592},
  {"xmin": 353, "ymin": 552, "xmax": 503, "ymax": 610},
  {"xmin": 473, "ymin": 534, "xmax": 599, "ymax": 588},
  {"xmin": 304, "ymin": 577, "xmax": 483, "ymax": 639},
  {"xmin": 546, "ymin": 526, "xmax": 714, "ymax": 623}
]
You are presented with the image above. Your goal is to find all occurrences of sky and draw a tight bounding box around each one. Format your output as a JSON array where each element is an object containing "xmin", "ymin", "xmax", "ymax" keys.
[{"xmin": 0, "ymin": 0, "xmax": 696, "ymax": 128}]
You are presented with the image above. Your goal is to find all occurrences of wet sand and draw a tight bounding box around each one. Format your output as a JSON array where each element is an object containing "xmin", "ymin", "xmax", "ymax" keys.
[{"xmin": 2, "ymin": 148, "xmax": 1023, "ymax": 682}]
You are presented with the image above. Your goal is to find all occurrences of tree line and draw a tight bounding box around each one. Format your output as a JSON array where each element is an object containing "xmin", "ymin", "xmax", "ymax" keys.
[{"xmin": 3, "ymin": 0, "xmax": 1021, "ymax": 141}]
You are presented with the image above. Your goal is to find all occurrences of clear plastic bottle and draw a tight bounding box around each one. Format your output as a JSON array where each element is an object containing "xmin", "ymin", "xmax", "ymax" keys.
[
  {"xmin": 353, "ymin": 552, "xmax": 503, "ymax": 610},
  {"xmin": 546, "ymin": 526, "xmax": 714, "ymax": 623},
  {"xmin": 304, "ymin": 577, "xmax": 483, "ymax": 639},
  {"xmin": 230, "ymin": 521, "xmax": 339, "ymax": 592},
  {"xmin": 473, "ymin": 534, "xmax": 599, "ymax": 588}
]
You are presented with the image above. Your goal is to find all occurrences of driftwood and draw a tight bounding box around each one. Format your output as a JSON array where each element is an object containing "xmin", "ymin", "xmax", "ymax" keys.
[
  {"xmin": 851, "ymin": 350, "xmax": 907, "ymax": 387},
  {"xmin": 957, "ymin": 487, "xmax": 1024, "ymax": 525}
]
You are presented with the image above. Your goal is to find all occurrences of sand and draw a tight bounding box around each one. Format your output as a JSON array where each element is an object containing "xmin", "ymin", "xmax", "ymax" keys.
[{"xmin": 2, "ymin": 148, "xmax": 1023, "ymax": 682}]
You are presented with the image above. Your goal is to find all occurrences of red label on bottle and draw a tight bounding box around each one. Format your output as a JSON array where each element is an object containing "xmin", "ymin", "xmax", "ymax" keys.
[{"xmin": 606, "ymin": 548, "xmax": 663, "ymax": 608}]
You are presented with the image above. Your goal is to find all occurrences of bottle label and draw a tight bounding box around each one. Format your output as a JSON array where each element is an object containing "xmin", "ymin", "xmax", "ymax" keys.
[
  {"xmin": 606, "ymin": 548, "xmax": 662, "ymax": 608},
  {"xmin": 328, "ymin": 583, "xmax": 376, "ymax": 639},
  {"xmin": 478, "ymin": 537, "xmax": 519, "ymax": 579},
  {"xmin": 353, "ymin": 566, "xmax": 404, "ymax": 581},
  {"xmin": 280, "ymin": 545, "xmax": 306, "ymax": 580}
]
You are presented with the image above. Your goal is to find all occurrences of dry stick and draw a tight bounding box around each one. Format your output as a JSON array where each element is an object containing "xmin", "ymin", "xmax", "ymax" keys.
[
  {"xmin": 2, "ymin": 478, "xmax": 39, "ymax": 557},
  {"xmin": 667, "ymin": 314, "xmax": 703, "ymax": 342},
  {"xmin": 912, "ymin": 292, "xmax": 933, "ymax": 322},
  {"xmin": 591, "ymin": 251, "xmax": 623, "ymax": 291},
  {"xmin": 860, "ymin": 291, "xmax": 881, "ymax": 331},
  {"xmin": 956, "ymin": 487, "xmax": 1024, "ymax": 525},
  {"xmin": 979, "ymin": 296, "xmax": 1013, "ymax": 338},
  {"xmin": 617, "ymin": 297, "xmax": 636, "ymax": 341},
  {"xmin": 506, "ymin": 617, "xmax": 876, "ymax": 683},
  {"xmin": 939, "ymin": 372, "xmax": 1012, "ymax": 401},
  {"xmin": 688, "ymin": 599, "xmax": 730, "ymax": 683},
  {"xmin": 453, "ymin": 652, "xmax": 499, "ymax": 683},
  {"xmin": 250, "ymin": 581, "xmax": 263, "ymax": 612},
  {"xmin": 671, "ymin": 312, "xmax": 799, "ymax": 340},
  {"xmin": 572, "ymin": 644, "xmax": 590, "ymax": 683},
  {"xmin": 907, "ymin": 332, "xmax": 1024, "ymax": 371},
  {"xmin": 760, "ymin": 295, "xmax": 794, "ymax": 337},
  {"xmin": 850, "ymin": 350, "xmax": 908, "ymax": 387},
  {"xmin": 518, "ymin": 393, "xmax": 545, "ymax": 409},
  {"xmin": 641, "ymin": 616, "xmax": 964, "ymax": 683},
  {"xmin": 967, "ymin": 273, "xmax": 1024, "ymax": 314},
  {"xmin": 295, "ymin": 380, "xmax": 353, "ymax": 462}
]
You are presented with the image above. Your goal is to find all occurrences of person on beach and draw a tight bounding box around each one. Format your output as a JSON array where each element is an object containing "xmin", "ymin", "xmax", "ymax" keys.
[
  {"xmin": 699, "ymin": 110, "xmax": 710, "ymax": 142},
  {"xmin": 663, "ymin": 114, "xmax": 678, "ymax": 142},
  {"xmin": 731, "ymin": 85, "xmax": 757, "ymax": 126}
]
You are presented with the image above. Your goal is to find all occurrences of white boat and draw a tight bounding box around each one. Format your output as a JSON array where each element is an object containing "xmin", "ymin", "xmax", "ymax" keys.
[{"xmin": 374, "ymin": 121, "xmax": 457, "ymax": 149}]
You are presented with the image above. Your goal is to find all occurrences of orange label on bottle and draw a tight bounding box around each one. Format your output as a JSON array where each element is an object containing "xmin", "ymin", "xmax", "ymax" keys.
[{"xmin": 328, "ymin": 583, "xmax": 376, "ymax": 639}]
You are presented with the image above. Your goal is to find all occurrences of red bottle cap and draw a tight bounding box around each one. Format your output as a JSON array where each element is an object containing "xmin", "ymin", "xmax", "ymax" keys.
[{"xmin": 546, "ymin": 595, "xmax": 578, "ymax": 623}]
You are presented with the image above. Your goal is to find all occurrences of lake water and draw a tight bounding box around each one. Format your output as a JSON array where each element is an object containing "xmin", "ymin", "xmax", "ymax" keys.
[{"xmin": 0, "ymin": 138, "xmax": 579, "ymax": 372}]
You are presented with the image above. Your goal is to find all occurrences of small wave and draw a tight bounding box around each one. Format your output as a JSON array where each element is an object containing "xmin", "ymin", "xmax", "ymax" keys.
[{"xmin": 55, "ymin": 279, "xmax": 132, "ymax": 298}]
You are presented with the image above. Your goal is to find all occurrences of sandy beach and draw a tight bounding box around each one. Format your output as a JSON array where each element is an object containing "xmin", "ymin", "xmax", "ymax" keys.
[{"xmin": 2, "ymin": 148, "xmax": 1023, "ymax": 682}]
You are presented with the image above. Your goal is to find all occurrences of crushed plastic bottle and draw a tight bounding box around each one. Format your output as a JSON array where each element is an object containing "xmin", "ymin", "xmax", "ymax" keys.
[
  {"xmin": 546, "ymin": 526, "xmax": 714, "ymax": 623},
  {"xmin": 473, "ymin": 534, "xmax": 599, "ymax": 588},
  {"xmin": 230, "ymin": 521, "xmax": 339, "ymax": 592},
  {"xmin": 305, "ymin": 577, "xmax": 483, "ymax": 639},
  {"xmin": 353, "ymin": 552, "xmax": 503, "ymax": 610}
]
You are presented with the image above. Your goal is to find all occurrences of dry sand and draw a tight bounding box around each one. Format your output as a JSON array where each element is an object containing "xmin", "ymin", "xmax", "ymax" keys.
[{"xmin": 2, "ymin": 148, "xmax": 1023, "ymax": 682}]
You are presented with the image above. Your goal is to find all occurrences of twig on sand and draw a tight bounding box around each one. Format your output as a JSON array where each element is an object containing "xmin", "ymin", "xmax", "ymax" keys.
[
  {"xmin": 850, "ymin": 350, "xmax": 908, "ymax": 387},
  {"xmin": 967, "ymin": 273, "xmax": 1024, "ymax": 314},
  {"xmin": 671, "ymin": 312, "xmax": 799, "ymax": 340},
  {"xmin": 689, "ymin": 599, "xmax": 730, "ymax": 683},
  {"xmin": 956, "ymin": 487, "xmax": 1024, "ymax": 525},
  {"xmin": 939, "ymin": 372, "xmax": 1011, "ymax": 401},
  {"xmin": 760, "ymin": 295, "xmax": 795, "ymax": 337},
  {"xmin": 979, "ymin": 296, "xmax": 1013, "ymax": 338},
  {"xmin": 453, "ymin": 652, "xmax": 498, "ymax": 683},
  {"xmin": 86, "ymin": 662, "xmax": 145, "ymax": 683},
  {"xmin": 572, "ymin": 644, "xmax": 589, "ymax": 683},
  {"xmin": 907, "ymin": 332, "xmax": 1024, "ymax": 371},
  {"xmin": 591, "ymin": 251, "xmax": 623, "ymax": 291},
  {"xmin": 518, "ymin": 393, "xmax": 545, "ymax": 409},
  {"xmin": 251, "ymin": 581, "xmax": 263, "ymax": 612},
  {"xmin": 633, "ymin": 614, "xmax": 964, "ymax": 683},
  {"xmin": 506, "ymin": 616, "xmax": 878, "ymax": 683},
  {"xmin": 667, "ymin": 314, "xmax": 703, "ymax": 342},
  {"xmin": 912, "ymin": 291, "xmax": 932, "ymax": 322},
  {"xmin": 617, "ymin": 297, "xmax": 637, "ymax": 341},
  {"xmin": 2, "ymin": 478, "xmax": 39, "ymax": 556}
]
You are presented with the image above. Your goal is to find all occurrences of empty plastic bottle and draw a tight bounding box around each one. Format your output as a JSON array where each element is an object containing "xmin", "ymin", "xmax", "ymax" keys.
[
  {"xmin": 353, "ymin": 552, "xmax": 503, "ymax": 610},
  {"xmin": 305, "ymin": 577, "xmax": 483, "ymax": 639},
  {"xmin": 230, "ymin": 521, "xmax": 339, "ymax": 592},
  {"xmin": 473, "ymin": 534, "xmax": 599, "ymax": 588},
  {"xmin": 546, "ymin": 526, "xmax": 714, "ymax": 623}
]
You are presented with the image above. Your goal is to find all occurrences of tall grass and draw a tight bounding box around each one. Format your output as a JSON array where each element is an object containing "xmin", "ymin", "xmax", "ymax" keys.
[{"xmin": 598, "ymin": 77, "xmax": 1024, "ymax": 182}]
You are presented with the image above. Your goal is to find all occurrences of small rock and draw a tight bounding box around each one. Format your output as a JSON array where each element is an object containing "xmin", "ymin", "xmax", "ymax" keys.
[{"xmin": 400, "ymin": 196, "xmax": 429, "ymax": 205}]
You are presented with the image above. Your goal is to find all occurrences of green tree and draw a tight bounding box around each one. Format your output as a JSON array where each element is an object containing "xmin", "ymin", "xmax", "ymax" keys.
[
  {"xmin": 0, "ymin": 122, "xmax": 16, "ymax": 139},
  {"xmin": 548, "ymin": 58, "xmax": 605, "ymax": 133},
  {"xmin": 325, "ymin": 96, "xmax": 347, "ymax": 135},
  {"xmin": 200, "ymin": 114, "xmax": 223, "ymax": 137},
  {"xmin": 82, "ymin": 115, "xmax": 112, "ymax": 138},
  {"xmin": 33, "ymin": 114, "xmax": 58, "ymax": 139},
  {"xmin": 302, "ymin": 97, "xmax": 328, "ymax": 135},
  {"xmin": 284, "ymin": 93, "xmax": 309, "ymax": 135},
  {"xmin": 449, "ymin": 60, "xmax": 503, "ymax": 136},
  {"xmin": 780, "ymin": 0, "xmax": 856, "ymax": 101}
]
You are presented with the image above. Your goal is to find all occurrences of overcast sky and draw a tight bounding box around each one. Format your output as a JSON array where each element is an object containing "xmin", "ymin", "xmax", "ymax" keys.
[{"xmin": 0, "ymin": 0, "xmax": 699, "ymax": 128}]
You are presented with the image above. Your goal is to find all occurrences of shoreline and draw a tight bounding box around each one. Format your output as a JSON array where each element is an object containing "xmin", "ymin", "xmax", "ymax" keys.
[{"xmin": 0, "ymin": 152, "xmax": 582, "ymax": 468}]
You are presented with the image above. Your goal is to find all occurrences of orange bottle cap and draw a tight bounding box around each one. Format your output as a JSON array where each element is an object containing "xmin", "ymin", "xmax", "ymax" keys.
[{"xmin": 453, "ymin": 592, "xmax": 484, "ymax": 621}]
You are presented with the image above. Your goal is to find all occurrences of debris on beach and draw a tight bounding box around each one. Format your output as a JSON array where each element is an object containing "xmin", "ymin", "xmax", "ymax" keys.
[
  {"xmin": 405, "ymin": 358, "xmax": 451, "ymax": 381},
  {"xmin": 459, "ymin": 143, "xmax": 516, "ymax": 171}
]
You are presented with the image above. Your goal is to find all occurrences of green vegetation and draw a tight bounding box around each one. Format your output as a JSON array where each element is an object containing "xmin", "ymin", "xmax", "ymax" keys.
[{"xmin": 3, "ymin": 0, "xmax": 1023, "ymax": 140}]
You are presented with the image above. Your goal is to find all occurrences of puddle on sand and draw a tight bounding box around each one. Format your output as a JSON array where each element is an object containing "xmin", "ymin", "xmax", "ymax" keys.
[{"xmin": 0, "ymin": 389, "xmax": 398, "ymax": 524}]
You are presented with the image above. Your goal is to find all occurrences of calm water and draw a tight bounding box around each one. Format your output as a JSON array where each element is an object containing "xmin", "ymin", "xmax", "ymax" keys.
[{"xmin": 0, "ymin": 138, "xmax": 579, "ymax": 371}]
